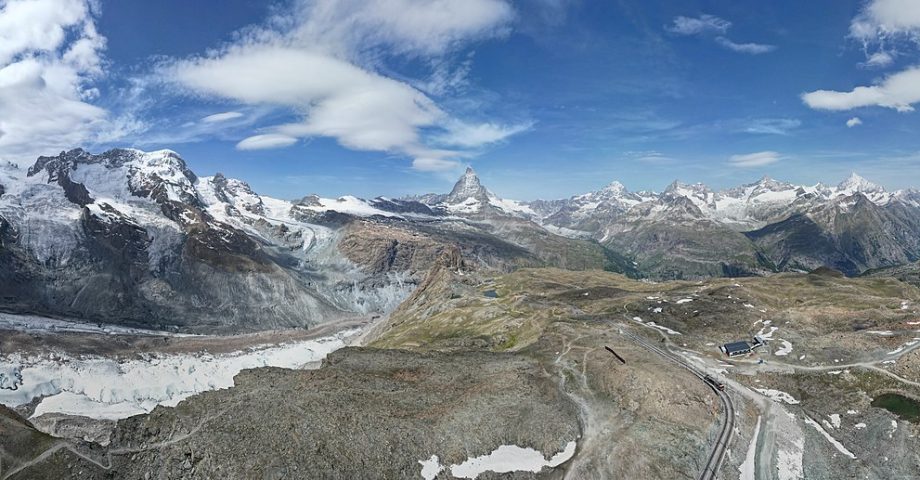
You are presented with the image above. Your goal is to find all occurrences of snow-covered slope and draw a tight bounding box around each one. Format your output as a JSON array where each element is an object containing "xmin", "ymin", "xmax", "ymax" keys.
[
  {"xmin": 533, "ymin": 172, "xmax": 917, "ymax": 232},
  {"xmin": 0, "ymin": 149, "xmax": 430, "ymax": 332}
]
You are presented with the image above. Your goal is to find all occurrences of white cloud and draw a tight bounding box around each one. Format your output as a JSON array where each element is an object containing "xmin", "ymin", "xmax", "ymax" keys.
[
  {"xmin": 850, "ymin": 0, "xmax": 920, "ymax": 42},
  {"xmin": 714, "ymin": 37, "xmax": 776, "ymax": 54},
  {"xmin": 169, "ymin": 0, "xmax": 523, "ymax": 171},
  {"xmin": 802, "ymin": 65, "xmax": 920, "ymax": 112},
  {"xmin": 202, "ymin": 111, "xmax": 244, "ymax": 123},
  {"xmin": 861, "ymin": 51, "xmax": 895, "ymax": 68},
  {"xmin": 412, "ymin": 157, "xmax": 460, "ymax": 172},
  {"xmin": 667, "ymin": 15, "xmax": 731, "ymax": 35},
  {"xmin": 432, "ymin": 120, "xmax": 533, "ymax": 148},
  {"xmin": 667, "ymin": 14, "xmax": 775, "ymax": 55},
  {"xmin": 728, "ymin": 151, "xmax": 782, "ymax": 167},
  {"xmin": 846, "ymin": 117, "xmax": 863, "ymax": 127},
  {"xmin": 743, "ymin": 118, "xmax": 801, "ymax": 135},
  {"xmin": 236, "ymin": 133, "xmax": 298, "ymax": 150},
  {"xmin": 0, "ymin": 0, "xmax": 121, "ymax": 161},
  {"xmin": 850, "ymin": 0, "xmax": 920, "ymax": 66},
  {"xmin": 290, "ymin": 0, "xmax": 514, "ymax": 57}
]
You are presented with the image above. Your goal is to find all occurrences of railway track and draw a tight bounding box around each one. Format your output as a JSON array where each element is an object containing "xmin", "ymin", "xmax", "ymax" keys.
[{"xmin": 619, "ymin": 328, "xmax": 734, "ymax": 480}]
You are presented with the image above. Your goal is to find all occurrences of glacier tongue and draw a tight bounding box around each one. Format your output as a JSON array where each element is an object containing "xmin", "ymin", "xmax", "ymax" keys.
[{"xmin": 0, "ymin": 329, "xmax": 360, "ymax": 421}]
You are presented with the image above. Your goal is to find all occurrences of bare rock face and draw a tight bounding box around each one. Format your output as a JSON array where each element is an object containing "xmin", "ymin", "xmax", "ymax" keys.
[{"xmin": 338, "ymin": 221, "xmax": 461, "ymax": 275}]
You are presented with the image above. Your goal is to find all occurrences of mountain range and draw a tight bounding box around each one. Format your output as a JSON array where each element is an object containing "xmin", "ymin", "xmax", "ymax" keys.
[{"xmin": 1, "ymin": 148, "xmax": 918, "ymax": 331}]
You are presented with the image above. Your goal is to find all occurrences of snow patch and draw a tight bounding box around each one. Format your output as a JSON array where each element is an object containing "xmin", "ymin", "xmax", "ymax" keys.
[
  {"xmin": 419, "ymin": 455, "xmax": 444, "ymax": 480},
  {"xmin": 756, "ymin": 325, "xmax": 778, "ymax": 340},
  {"xmin": 632, "ymin": 316, "xmax": 681, "ymax": 335},
  {"xmin": 755, "ymin": 388, "xmax": 800, "ymax": 405},
  {"xmin": 423, "ymin": 442, "xmax": 578, "ymax": 479},
  {"xmin": 739, "ymin": 415, "xmax": 761, "ymax": 480},
  {"xmin": 776, "ymin": 437, "xmax": 804, "ymax": 480},
  {"xmin": 774, "ymin": 339, "xmax": 793, "ymax": 356},
  {"xmin": 804, "ymin": 416, "xmax": 856, "ymax": 459},
  {"xmin": 676, "ymin": 298, "xmax": 693, "ymax": 304}
]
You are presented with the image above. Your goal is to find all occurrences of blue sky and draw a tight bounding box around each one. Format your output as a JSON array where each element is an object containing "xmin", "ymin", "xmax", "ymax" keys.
[{"xmin": 2, "ymin": 0, "xmax": 920, "ymax": 200}]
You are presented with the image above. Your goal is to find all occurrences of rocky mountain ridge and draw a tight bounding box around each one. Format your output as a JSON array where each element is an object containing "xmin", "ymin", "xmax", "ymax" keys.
[
  {"xmin": 0, "ymin": 149, "xmax": 608, "ymax": 332},
  {"xmin": 2, "ymin": 147, "xmax": 919, "ymax": 330},
  {"xmin": 409, "ymin": 168, "xmax": 920, "ymax": 278}
]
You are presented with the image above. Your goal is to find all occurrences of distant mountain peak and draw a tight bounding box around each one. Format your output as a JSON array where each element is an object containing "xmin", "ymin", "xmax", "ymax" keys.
[
  {"xmin": 838, "ymin": 172, "xmax": 884, "ymax": 193},
  {"xmin": 602, "ymin": 180, "xmax": 627, "ymax": 194},
  {"xmin": 663, "ymin": 180, "xmax": 710, "ymax": 196}
]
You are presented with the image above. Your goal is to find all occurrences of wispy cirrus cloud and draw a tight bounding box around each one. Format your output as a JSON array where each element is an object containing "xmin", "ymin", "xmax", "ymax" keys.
[
  {"xmin": 201, "ymin": 111, "xmax": 244, "ymax": 123},
  {"xmin": 728, "ymin": 151, "xmax": 782, "ymax": 167},
  {"xmin": 741, "ymin": 118, "xmax": 801, "ymax": 135},
  {"xmin": 666, "ymin": 14, "xmax": 730, "ymax": 35},
  {"xmin": 666, "ymin": 14, "xmax": 775, "ymax": 55},
  {"xmin": 236, "ymin": 133, "xmax": 298, "ymax": 151},
  {"xmin": 714, "ymin": 36, "xmax": 775, "ymax": 55}
]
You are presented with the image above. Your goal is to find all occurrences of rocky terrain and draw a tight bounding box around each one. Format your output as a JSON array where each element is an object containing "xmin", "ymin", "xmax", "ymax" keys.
[
  {"xmin": 365, "ymin": 266, "xmax": 920, "ymax": 479},
  {"xmin": 4, "ymin": 258, "xmax": 920, "ymax": 478}
]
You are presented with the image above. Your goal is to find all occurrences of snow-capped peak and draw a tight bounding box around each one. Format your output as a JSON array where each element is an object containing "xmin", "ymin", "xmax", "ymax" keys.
[
  {"xmin": 446, "ymin": 166, "xmax": 488, "ymax": 204},
  {"xmin": 837, "ymin": 172, "xmax": 884, "ymax": 194},
  {"xmin": 602, "ymin": 180, "xmax": 627, "ymax": 194},
  {"xmin": 832, "ymin": 173, "xmax": 892, "ymax": 205}
]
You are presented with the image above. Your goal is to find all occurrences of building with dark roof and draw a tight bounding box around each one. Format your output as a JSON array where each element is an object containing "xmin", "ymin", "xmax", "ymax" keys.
[{"xmin": 720, "ymin": 341, "xmax": 752, "ymax": 357}]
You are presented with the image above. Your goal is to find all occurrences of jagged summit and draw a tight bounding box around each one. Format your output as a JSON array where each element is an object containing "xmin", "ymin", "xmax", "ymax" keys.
[
  {"xmin": 602, "ymin": 180, "xmax": 627, "ymax": 194},
  {"xmin": 446, "ymin": 166, "xmax": 488, "ymax": 204},
  {"xmin": 838, "ymin": 172, "xmax": 884, "ymax": 193}
]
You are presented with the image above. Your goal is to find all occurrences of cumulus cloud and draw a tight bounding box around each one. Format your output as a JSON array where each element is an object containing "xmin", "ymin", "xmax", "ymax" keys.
[
  {"xmin": 846, "ymin": 117, "xmax": 863, "ymax": 127},
  {"xmin": 850, "ymin": 0, "xmax": 920, "ymax": 43},
  {"xmin": 728, "ymin": 151, "xmax": 782, "ymax": 167},
  {"xmin": 0, "ymin": 0, "xmax": 121, "ymax": 161},
  {"xmin": 802, "ymin": 65, "xmax": 920, "ymax": 112},
  {"xmin": 236, "ymin": 133, "xmax": 298, "ymax": 150},
  {"xmin": 667, "ymin": 14, "xmax": 775, "ymax": 55},
  {"xmin": 666, "ymin": 14, "xmax": 731, "ymax": 35},
  {"xmin": 201, "ymin": 111, "xmax": 244, "ymax": 123},
  {"xmin": 850, "ymin": 0, "xmax": 920, "ymax": 66},
  {"xmin": 714, "ymin": 37, "xmax": 776, "ymax": 55},
  {"xmin": 169, "ymin": 0, "xmax": 524, "ymax": 171}
]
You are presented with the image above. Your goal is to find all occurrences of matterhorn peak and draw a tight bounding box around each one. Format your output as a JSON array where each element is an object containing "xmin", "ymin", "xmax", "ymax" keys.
[{"xmin": 446, "ymin": 165, "xmax": 488, "ymax": 204}]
